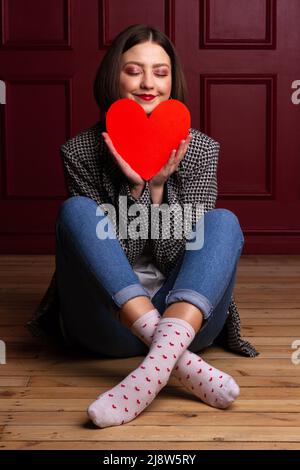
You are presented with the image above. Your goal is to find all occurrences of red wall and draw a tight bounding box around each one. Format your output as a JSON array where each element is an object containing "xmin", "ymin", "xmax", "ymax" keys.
[{"xmin": 0, "ymin": 0, "xmax": 300, "ymax": 253}]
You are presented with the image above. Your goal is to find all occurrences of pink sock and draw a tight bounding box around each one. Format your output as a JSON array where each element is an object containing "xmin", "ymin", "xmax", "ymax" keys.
[
  {"xmin": 131, "ymin": 309, "xmax": 240, "ymax": 409},
  {"xmin": 87, "ymin": 315, "xmax": 195, "ymax": 428}
]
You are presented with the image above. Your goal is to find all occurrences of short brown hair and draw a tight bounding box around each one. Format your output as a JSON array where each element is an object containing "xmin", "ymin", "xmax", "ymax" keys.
[{"xmin": 94, "ymin": 24, "xmax": 188, "ymax": 114}]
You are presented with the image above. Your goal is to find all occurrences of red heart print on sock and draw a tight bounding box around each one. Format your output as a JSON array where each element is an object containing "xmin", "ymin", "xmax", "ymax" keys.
[{"xmin": 106, "ymin": 98, "xmax": 191, "ymax": 180}]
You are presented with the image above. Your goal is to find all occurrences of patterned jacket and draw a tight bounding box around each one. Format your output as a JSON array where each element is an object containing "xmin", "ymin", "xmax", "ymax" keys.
[{"xmin": 26, "ymin": 119, "xmax": 259, "ymax": 357}]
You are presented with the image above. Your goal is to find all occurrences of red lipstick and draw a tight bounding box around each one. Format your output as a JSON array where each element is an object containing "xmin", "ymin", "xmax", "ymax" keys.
[{"xmin": 136, "ymin": 94, "xmax": 156, "ymax": 101}]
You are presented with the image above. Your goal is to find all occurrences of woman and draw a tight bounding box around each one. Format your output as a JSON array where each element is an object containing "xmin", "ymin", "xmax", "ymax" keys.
[{"xmin": 30, "ymin": 24, "xmax": 259, "ymax": 428}]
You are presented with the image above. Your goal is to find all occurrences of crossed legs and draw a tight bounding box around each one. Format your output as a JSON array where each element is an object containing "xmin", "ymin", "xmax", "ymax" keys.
[{"xmin": 55, "ymin": 196, "xmax": 244, "ymax": 427}]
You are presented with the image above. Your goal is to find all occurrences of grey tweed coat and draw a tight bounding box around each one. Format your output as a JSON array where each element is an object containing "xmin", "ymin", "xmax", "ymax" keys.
[{"xmin": 27, "ymin": 119, "xmax": 259, "ymax": 357}]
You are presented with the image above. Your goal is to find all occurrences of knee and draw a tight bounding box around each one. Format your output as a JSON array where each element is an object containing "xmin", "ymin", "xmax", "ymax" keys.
[
  {"xmin": 56, "ymin": 196, "xmax": 96, "ymax": 227},
  {"xmin": 208, "ymin": 208, "xmax": 244, "ymax": 245},
  {"xmin": 58, "ymin": 195, "xmax": 94, "ymax": 219}
]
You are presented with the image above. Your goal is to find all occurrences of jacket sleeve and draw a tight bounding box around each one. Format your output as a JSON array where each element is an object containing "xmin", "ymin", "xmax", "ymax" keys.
[
  {"xmin": 60, "ymin": 144, "xmax": 102, "ymax": 202},
  {"xmin": 149, "ymin": 139, "xmax": 220, "ymax": 275}
]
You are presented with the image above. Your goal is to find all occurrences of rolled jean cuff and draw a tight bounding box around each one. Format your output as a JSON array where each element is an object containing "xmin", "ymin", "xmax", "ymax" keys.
[
  {"xmin": 112, "ymin": 284, "xmax": 151, "ymax": 309},
  {"xmin": 165, "ymin": 288, "xmax": 213, "ymax": 320}
]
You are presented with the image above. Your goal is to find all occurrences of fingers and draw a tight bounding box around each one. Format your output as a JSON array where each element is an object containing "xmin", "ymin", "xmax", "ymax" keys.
[
  {"xmin": 169, "ymin": 149, "xmax": 176, "ymax": 165},
  {"xmin": 102, "ymin": 132, "xmax": 125, "ymax": 168},
  {"xmin": 172, "ymin": 133, "xmax": 193, "ymax": 165},
  {"xmin": 102, "ymin": 133, "xmax": 143, "ymax": 186},
  {"xmin": 102, "ymin": 132, "xmax": 117, "ymax": 156},
  {"xmin": 175, "ymin": 134, "xmax": 193, "ymax": 161}
]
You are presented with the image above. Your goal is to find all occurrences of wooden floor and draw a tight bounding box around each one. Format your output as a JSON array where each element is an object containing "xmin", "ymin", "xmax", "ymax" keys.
[{"xmin": 0, "ymin": 254, "xmax": 300, "ymax": 450}]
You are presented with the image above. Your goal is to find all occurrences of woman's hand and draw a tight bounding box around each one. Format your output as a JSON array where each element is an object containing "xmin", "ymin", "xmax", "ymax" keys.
[
  {"xmin": 149, "ymin": 133, "xmax": 193, "ymax": 188},
  {"xmin": 102, "ymin": 131, "xmax": 193, "ymax": 191},
  {"xmin": 102, "ymin": 132, "xmax": 145, "ymax": 189}
]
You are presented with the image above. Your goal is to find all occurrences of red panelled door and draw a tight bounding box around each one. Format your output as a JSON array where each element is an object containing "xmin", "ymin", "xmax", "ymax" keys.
[{"xmin": 0, "ymin": 0, "xmax": 299, "ymax": 254}]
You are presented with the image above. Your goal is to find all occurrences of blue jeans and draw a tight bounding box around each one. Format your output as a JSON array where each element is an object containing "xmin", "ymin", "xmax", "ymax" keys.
[{"xmin": 55, "ymin": 196, "xmax": 244, "ymax": 358}]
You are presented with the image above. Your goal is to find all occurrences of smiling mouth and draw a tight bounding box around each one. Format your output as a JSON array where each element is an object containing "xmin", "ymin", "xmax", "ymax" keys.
[{"xmin": 135, "ymin": 95, "xmax": 157, "ymax": 101}]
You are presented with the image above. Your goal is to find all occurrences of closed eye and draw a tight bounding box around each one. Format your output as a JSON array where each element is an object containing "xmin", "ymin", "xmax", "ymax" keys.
[{"xmin": 127, "ymin": 72, "xmax": 168, "ymax": 77}]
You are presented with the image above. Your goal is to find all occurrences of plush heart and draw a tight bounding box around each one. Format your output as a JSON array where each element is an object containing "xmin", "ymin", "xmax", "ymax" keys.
[{"xmin": 105, "ymin": 98, "xmax": 191, "ymax": 181}]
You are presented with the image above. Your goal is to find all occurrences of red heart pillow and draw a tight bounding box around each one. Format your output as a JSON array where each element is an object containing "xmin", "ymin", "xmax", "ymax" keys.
[{"xmin": 106, "ymin": 98, "xmax": 191, "ymax": 181}]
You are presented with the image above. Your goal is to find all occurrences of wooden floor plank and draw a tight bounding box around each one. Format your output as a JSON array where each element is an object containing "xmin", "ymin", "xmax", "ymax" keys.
[
  {"xmin": 0, "ymin": 377, "xmax": 30, "ymax": 387},
  {"xmin": 2, "ymin": 425, "xmax": 300, "ymax": 442},
  {"xmin": 0, "ymin": 441, "xmax": 299, "ymax": 450},
  {"xmin": 1, "ymin": 411, "xmax": 300, "ymax": 427},
  {"xmin": 1, "ymin": 398, "xmax": 300, "ymax": 413},
  {"xmin": 25, "ymin": 375, "xmax": 300, "ymax": 388}
]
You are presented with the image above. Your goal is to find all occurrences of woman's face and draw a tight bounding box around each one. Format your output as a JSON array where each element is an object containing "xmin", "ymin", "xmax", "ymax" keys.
[{"xmin": 119, "ymin": 41, "xmax": 172, "ymax": 116}]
